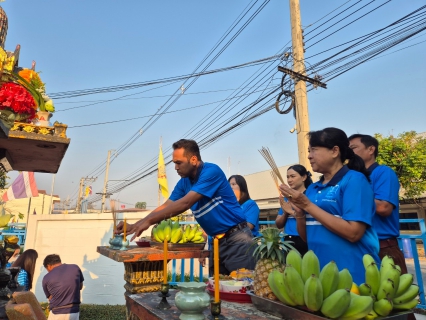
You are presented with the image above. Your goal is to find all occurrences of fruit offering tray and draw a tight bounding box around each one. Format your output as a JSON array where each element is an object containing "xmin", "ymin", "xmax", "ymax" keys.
[
  {"xmin": 206, "ymin": 284, "xmax": 252, "ymax": 303},
  {"xmin": 247, "ymin": 291, "xmax": 413, "ymax": 320},
  {"xmin": 149, "ymin": 241, "xmax": 206, "ymax": 251}
]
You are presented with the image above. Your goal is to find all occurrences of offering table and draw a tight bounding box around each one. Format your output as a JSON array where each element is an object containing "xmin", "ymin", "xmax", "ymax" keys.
[
  {"xmin": 126, "ymin": 290, "xmax": 281, "ymax": 320},
  {"xmin": 97, "ymin": 245, "xmax": 209, "ymax": 294}
]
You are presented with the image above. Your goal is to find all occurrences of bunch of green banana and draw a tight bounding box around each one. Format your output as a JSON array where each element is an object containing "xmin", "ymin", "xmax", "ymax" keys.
[
  {"xmin": 360, "ymin": 254, "xmax": 419, "ymax": 318},
  {"xmin": 267, "ymin": 250, "xmax": 375, "ymax": 319}
]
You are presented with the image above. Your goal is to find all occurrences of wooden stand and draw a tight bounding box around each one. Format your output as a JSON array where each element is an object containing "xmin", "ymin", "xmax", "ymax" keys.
[{"xmin": 97, "ymin": 245, "xmax": 209, "ymax": 319}]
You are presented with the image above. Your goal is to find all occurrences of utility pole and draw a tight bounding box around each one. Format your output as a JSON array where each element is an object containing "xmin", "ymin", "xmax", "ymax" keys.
[
  {"xmin": 101, "ymin": 150, "xmax": 113, "ymax": 213},
  {"xmin": 289, "ymin": 0, "xmax": 311, "ymax": 171},
  {"xmin": 76, "ymin": 178, "xmax": 84, "ymax": 213},
  {"xmin": 76, "ymin": 176, "xmax": 97, "ymax": 213},
  {"xmin": 48, "ymin": 174, "xmax": 56, "ymax": 214}
]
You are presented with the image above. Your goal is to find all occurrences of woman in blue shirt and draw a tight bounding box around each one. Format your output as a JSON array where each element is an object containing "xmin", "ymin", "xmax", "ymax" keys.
[
  {"xmin": 12, "ymin": 249, "xmax": 38, "ymax": 291},
  {"xmin": 275, "ymin": 165, "xmax": 312, "ymax": 256},
  {"xmin": 228, "ymin": 175, "xmax": 261, "ymax": 237},
  {"xmin": 279, "ymin": 127, "xmax": 380, "ymax": 285}
]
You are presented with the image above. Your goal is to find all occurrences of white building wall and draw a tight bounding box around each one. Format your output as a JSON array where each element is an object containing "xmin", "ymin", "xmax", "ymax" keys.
[{"xmin": 24, "ymin": 212, "xmax": 206, "ymax": 305}]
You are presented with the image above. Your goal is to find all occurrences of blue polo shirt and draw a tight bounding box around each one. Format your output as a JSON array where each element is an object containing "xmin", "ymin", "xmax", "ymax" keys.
[
  {"xmin": 277, "ymin": 193, "xmax": 307, "ymax": 236},
  {"xmin": 368, "ymin": 163, "xmax": 400, "ymax": 240},
  {"xmin": 241, "ymin": 199, "xmax": 261, "ymax": 237},
  {"xmin": 304, "ymin": 166, "xmax": 380, "ymax": 285},
  {"xmin": 169, "ymin": 162, "xmax": 245, "ymax": 236}
]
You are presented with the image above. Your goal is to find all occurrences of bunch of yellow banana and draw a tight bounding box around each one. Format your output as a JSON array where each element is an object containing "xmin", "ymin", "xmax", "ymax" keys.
[
  {"xmin": 179, "ymin": 225, "xmax": 204, "ymax": 243},
  {"xmin": 152, "ymin": 220, "xmax": 205, "ymax": 244},
  {"xmin": 268, "ymin": 250, "xmax": 374, "ymax": 320},
  {"xmin": 361, "ymin": 253, "xmax": 419, "ymax": 318}
]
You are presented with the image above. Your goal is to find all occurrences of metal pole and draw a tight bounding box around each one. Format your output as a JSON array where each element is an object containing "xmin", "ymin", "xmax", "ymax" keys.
[
  {"xmin": 25, "ymin": 197, "xmax": 31, "ymax": 226},
  {"xmin": 41, "ymin": 194, "xmax": 45, "ymax": 214},
  {"xmin": 289, "ymin": 0, "xmax": 311, "ymax": 171},
  {"xmin": 76, "ymin": 178, "xmax": 84, "ymax": 213},
  {"xmin": 48, "ymin": 174, "xmax": 56, "ymax": 214},
  {"xmin": 101, "ymin": 150, "xmax": 112, "ymax": 213}
]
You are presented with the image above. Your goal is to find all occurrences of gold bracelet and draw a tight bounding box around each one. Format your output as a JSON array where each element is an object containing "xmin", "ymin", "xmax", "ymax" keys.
[{"xmin": 295, "ymin": 215, "xmax": 305, "ymax": 219}]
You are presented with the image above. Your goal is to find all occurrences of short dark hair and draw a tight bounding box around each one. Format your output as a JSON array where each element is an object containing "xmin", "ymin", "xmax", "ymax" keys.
[
  {"xmin": 309, "ymin": 127, "xmax": 370, "ymax": 181},
  {"xmin": 287, "ymin": 164, "xmax": 313, "ymax": 189},
  {"xmin": 172, "ymin": 139, "xmax": 202, "ymax": 161},
  {"xmin": 348, "ymin": 134, "xmax": 379, "ymax": 158},
  {"xmin": 43, "ymin": 254, "xmax": 61, "ymax": 268},
  {"xmin": 228, "ymin": 175, "xmax": 251, "ymax": 205}
]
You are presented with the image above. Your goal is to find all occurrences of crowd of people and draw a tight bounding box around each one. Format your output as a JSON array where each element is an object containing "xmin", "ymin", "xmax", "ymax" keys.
[
  {"xmin": 118, "ymin": 131, "xmax": 405, "ymax": 285},
  {"xmin": 5, "ymin": 129, "xmax": 404, "ymax": 319}
]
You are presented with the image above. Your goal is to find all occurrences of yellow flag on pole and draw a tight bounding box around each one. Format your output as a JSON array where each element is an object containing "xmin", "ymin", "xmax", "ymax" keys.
[{"xmin": 158, "ymin": 144, "xmax": 169, "ymax": 200}]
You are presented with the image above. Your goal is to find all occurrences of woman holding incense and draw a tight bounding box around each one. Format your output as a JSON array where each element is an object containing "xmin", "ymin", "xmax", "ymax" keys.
[
  {"xmin": 275, "ymin": 165, "xmax": 312, "ymax": 256},
  {"xmin": 279, "ymin": 127, "xmax": 380, "ymax": 285}
]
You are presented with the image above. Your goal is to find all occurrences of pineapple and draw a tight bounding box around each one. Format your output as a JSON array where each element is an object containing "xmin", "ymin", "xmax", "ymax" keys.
[{"xmin": 252, "ymin": 228, "xmax": 294, "ymax": 300}]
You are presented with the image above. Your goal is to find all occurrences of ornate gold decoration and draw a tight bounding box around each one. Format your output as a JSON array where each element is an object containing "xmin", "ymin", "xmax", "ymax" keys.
[
  {"xmin": 123, "ymin": 261, "xmax": 163, "ymax": 293},
  {"xmin": 22, "ymin": 124, "xmax": 34, "ymax": 133},
  {"xmin": 38, "ymin": 127, "xmax": 50, "ymax": 135},
  {"xmin": 11, "ymin": 121, "xmax": 67, "ymax": 138}
]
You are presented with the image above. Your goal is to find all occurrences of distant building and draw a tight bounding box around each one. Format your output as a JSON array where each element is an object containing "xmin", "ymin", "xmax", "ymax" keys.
[{"xmin": 1, "ymin": 189, "xmax": 60, "ymax": 223}]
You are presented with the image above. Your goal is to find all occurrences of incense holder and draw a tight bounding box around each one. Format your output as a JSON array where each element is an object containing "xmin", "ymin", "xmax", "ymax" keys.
[
  {"xmin": 109, "ymin": 235, "xmax": 123, "ymax": 250},
  {"xmin": 120, "ymin": 238, "xmax": 129, "ymax": 251},
  {"xmin": 175, "ymin": 282, "xmax": 210, "ymax": 320}
]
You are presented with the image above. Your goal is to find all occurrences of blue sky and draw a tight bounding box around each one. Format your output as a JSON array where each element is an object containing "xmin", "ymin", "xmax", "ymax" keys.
[{"xmin": 3, "ymin": 1, "xmax": 426, "ymax": 209}]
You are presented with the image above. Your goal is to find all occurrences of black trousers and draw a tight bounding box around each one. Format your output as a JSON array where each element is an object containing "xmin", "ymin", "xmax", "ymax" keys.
[
  {"xmin": 284, "ymin": 235, "xmax": 308, "ymax": 256},
  {"xmin": 209, "ymin": 226, "xmax": 256, "ymax": 276}
]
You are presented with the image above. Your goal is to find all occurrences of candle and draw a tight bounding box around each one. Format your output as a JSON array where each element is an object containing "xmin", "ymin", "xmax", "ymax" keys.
[
  {"xmin": 113, "ymin": 223, "xmax": 116, "ymax": 238},
  {"xmin": 123, "ymin": 218, "xmax": 127, "ymax": 239},
  {"xmin": 163, "ymin": 239, "xmax": 168, "ymax": 284},
  {"xmin": 214, "ymin": 237, "xmax": 220, "ymax": 303}
]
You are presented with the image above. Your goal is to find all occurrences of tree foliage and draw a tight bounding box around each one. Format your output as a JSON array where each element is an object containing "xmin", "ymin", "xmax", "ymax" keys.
[
  {"xmin": 375, "ymin": 131, "xmax": 426, "ymax": 199},
  {"xmin": 135, "ymin": 201, "xmax": 146, "ymax": 209},
  {"xmin": 0, "ymin": 171, "xmax": 8, "ymax": 189}
]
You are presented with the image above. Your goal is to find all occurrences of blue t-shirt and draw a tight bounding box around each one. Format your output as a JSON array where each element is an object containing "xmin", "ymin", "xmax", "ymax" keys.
[
  {"xmin": 304, "ymin": 166, "xmax": 380, "ymax": 285},
  {"xmin": 241, "ymin": 199, "xmax": 261, "ymax": 237},
  {"xmin": 277, "ymin": 193, "xmax": 306, "ymax": 236},
  {"xmin": 17, "ymin": 269, "xmax": 29, "ymax": 291},
  {"xmin": 369, "ymin": 163, "xmax": 400, "ymax": 240},
  {"xmin": 42, "ymin": 264, "xmax": 84, "ymax": 314},
  {"xmin": 278, "ymin": 208, "xmax": 298, "ymax": 236},
  {"xmin": 169, "ymin": 162, "xmax": 245, "ymax": 236}
]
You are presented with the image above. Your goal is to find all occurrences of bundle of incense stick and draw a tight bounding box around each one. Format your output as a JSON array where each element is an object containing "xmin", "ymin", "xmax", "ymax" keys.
[
  {"xmin": 110, "ymin": 199, "xmax": 117, "ymax": 237},
  {"xmin": 259, "ymin": 147, "xmax": 285, "ymax": 184},
  {"xmin": 270, "ymin": 171, "xmax": 286, "ymax": 207}
]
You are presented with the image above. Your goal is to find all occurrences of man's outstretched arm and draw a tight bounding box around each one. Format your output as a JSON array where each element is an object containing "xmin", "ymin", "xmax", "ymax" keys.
[{"xmin": 116, "ymin": 191, "xmax": 203, "ymax": 241}]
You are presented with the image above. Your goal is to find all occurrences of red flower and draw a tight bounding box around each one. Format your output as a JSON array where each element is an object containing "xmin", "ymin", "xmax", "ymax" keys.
[{"xmin": 0, "ymin": 82, "xmax": 37, "ymax": 120}]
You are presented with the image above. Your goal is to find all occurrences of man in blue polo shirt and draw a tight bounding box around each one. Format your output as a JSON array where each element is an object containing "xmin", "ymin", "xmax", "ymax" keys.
[
  {"xmin": 349, "ymin": 134, "xmax": 407, "ymax": 273},
  {"xmin": 118, "ymin": 139, "xmax": 255, "ymax": 274}
]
